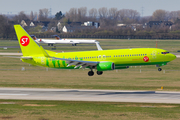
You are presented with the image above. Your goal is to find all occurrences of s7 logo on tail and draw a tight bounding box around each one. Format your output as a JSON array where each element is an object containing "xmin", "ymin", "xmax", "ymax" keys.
[{"xmin": 20, "ymin": 36, "xmax": 29, "ymax": 46}]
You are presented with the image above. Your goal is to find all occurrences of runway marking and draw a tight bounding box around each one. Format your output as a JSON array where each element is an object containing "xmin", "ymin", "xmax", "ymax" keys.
[{"xmin": 0, "ymin": 93, "xmax": 28, "ymax": 96}]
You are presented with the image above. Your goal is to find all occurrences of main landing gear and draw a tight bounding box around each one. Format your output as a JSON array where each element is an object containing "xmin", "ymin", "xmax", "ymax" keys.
[
  {"xmin": 88, "ymin": 70, "xmax": 103, "ymax": 76},
  {"xmin": 97, "ymin": 71, "xmax": 103, "ymax": 75},
  {"xmin": 158, "ymin": 68, "xmax": 162, "ymax": 71},
  {"xmin": 88, "ymin": 70, "xmax": 94, "ymax": 76}
]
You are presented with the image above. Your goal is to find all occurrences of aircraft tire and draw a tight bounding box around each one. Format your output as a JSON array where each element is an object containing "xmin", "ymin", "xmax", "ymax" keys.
[
  {"xmin": 158, "ymin": 68, "xmax": 162, "ymax": 71},
  {"xmin": 88, "ymin": 71, "xmax": 94, "ymax": 76},
  {"xmin": 97, "ymin": 71, "xmax": 103, "ymax": 75}
]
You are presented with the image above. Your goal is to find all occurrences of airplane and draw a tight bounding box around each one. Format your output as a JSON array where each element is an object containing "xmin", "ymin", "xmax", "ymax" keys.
[
  {"xmin": 14, "ymin": 25, "xmax": 176, "ymax": 76},
  {"xmin": 31, "ymin": 35, "xmax": 103, "ymax": 50},
  {"xmin": 30, "ymin": 35, "xmax": 98, "ymax": 46}
]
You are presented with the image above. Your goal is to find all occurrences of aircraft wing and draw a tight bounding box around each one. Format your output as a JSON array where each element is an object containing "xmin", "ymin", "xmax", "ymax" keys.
[{"xmin": 52, "ymin": 57, "xmax": 99, "ymax": 69}]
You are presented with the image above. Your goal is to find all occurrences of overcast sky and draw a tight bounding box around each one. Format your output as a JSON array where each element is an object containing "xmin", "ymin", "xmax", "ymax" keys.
[{"xmin": 1, "ymin": 0, "xmax": 180, "ymax": 16}]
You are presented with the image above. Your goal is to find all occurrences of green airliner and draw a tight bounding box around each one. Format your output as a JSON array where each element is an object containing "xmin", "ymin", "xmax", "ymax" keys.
[{"xmin": 14, "ymin": 25, "xmax": 176, "ymax": 76}]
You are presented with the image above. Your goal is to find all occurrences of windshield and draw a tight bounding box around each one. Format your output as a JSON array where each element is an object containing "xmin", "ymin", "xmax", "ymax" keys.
[{"xmin": 161, "ymin": 52, "xmax": 169, "ymax": 54}]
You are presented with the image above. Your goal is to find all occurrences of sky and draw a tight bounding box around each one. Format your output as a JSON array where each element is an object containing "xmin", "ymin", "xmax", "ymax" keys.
[{"xmin": 1, "ymin": 0, "xmax": 180, "ymax": 16}]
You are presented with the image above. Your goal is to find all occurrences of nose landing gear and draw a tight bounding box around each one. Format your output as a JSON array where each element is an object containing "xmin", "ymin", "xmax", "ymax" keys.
[{"xmin": 158, "ymin": 68, "xmax": 162, "ymax": 71}]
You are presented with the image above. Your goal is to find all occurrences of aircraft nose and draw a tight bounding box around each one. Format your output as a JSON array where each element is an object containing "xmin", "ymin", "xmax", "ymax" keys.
[{"xmin": 169, "ymin": 53, "xmax": 176, "ymax": 61}]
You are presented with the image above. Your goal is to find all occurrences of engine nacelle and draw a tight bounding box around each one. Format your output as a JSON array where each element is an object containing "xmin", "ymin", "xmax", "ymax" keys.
[
  {"xmin": 115, "ymin": 66, "xmax": 129, "ymax": 69},
  {"xmin": 96, "ymin": 62, "xmax": 115, "ymax": 71}
]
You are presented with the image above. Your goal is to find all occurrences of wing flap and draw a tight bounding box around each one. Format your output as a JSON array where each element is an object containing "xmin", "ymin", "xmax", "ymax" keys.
[{"xmin": 52, "ymin": 57, "xmax": 98, "ymax": 69}]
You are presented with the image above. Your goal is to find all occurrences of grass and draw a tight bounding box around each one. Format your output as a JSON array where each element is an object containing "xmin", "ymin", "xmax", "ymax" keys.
[
  {"xmin": 0, "ymin": 100, "xmax": 179, "ymax": 120},
  {"xmin": 0, "ymin": 39, "xmax": 180, "ymax": 119}
]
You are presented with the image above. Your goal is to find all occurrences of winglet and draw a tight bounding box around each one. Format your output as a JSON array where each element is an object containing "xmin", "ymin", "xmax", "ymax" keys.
[{"xmin": 95, "ymin": 42, "xmax": 103, "ymax": 50}]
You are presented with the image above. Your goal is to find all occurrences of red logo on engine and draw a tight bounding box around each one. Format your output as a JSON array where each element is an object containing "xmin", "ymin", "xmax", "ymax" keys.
[
  {"xmin": 20, "ymin": 36, "xmax": 29, "ymax": 46},
  {"xmin": 143, "ymin": 56, "xmax": 149, "ymax": 62}
]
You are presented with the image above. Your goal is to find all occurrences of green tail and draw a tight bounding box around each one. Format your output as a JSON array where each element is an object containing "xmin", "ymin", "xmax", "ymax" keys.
[{"xmin": 14, "ymin": 25, "xmax": 49, "ymax": 57}]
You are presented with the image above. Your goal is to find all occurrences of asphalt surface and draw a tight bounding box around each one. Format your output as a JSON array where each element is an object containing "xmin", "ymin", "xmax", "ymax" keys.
[{"xmin": 0, "ymin": 88, "xmax": 180, "ymax": 104}]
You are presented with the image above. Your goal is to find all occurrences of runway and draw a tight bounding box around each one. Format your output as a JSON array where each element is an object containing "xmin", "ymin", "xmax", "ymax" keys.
[{"xmin": 0, "ymin": 88, "xmax": 180, "ymax": 104}]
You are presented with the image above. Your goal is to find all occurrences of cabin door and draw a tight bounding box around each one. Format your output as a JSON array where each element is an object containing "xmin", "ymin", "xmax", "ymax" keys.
[{"xmin": 152, "ymin": 50, "xmax": 157, "ymax": 59}]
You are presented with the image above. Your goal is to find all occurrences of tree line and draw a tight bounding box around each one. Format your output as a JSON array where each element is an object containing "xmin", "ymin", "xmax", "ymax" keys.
[{"xmin": 1, "ymin": 8, "xmax": 180, "ymax": 39}]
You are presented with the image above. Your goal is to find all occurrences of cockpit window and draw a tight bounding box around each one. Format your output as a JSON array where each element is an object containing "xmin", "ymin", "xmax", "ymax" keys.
[{"xmin": 161, "ymin": 52, "xmax": 169, "ymax": 54}]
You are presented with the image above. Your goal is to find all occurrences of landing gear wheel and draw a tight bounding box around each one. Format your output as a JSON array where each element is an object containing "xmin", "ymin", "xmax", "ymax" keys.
[
  {"xmin": 97, "ymin": 71, "xmax": 103, "ymax": 75},
  {"xmin": 158, "ymin": 68, "xmax": 162, "ymax": 71},
  {"xmin": 88, "ymin": 71, "xmax": 94, "ymax": 76}
]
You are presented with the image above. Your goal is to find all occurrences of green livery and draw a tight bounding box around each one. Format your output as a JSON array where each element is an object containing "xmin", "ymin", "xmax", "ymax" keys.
[{"xmin": 14, "ymin": 25, "xmax": 176, "ymax": 76}]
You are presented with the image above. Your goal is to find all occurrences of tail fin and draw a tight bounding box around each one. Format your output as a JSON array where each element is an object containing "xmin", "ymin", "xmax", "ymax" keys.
[
  {"xmin": 30, "ymin": 35, "xmax": 38, "ymax": 40},
  {"xmin": 14, "ymin": 25, "xmax": 48, "ymax": 57},
  {"xmin": 52, "ymin": 35, "xmax": 60, "ymax": 40}
]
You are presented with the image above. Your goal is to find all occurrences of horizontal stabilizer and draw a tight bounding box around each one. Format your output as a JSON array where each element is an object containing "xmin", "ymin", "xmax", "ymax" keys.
[{"xmin": 3, "ymin": 56, "xmax": 33, "ymax": 59}]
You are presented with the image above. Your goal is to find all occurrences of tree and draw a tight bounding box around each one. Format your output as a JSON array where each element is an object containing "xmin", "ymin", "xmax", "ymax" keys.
[
  {"xmin": 77, "ymin": 7, "xmax": 87, "ymax": 21},
  {"xmin": 169, "ymin": 10, "xmax": 180, "ymax": 22},
  {"xmin": 118, "ymin": 9, "xmax": 140, "ymax": 23},
  {"xmin": 108, "ymin": 8, "xmax": 119, "ymax": 20},
  {"xmin": 98, "ymin": 7, "xmax": 108, "ymax": 18},
  {"xmin": 128, "ymin": 9, "xmax": 140, "ymax": 20},
  {"xmin": 55, "ymin": 11, "xmax": 64, "ymax": 20},
  {"xmin": 89, "ymin": 8, "xmax": 98, "ymax": 19},
  {"xmin": 65, "ymin": 8, "xmax": 78, "ymax": 22},
  {"xmin": 13, "ymin": 11, "xmax": 29, "ymax": 23},
  {"xmin": 38, "ymin": 8, "xmax": 49, "ymax": 21},
  {"xmin": 0, "ymin": 15, "xmax": 14, "ymax": 39},
  {"xmin": 152, "ymin": 9, "xmax": 168, "ymax": 21},
  {"xmin": 65, "ymin": 7, "xmax": 88, "ymax": 22},
  {"xmin": 28, "ymin": 25, "xmax": 42, "ymax": 34},
  {"xmin": 29, "ymin": 11, "xmax": 37, "ymax": 21}
]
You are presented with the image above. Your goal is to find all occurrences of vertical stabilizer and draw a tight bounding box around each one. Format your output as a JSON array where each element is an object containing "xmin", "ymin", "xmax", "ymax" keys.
[{"xmin": 14, "ymin": 25, "xmax": 44, "ymax": 56}]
